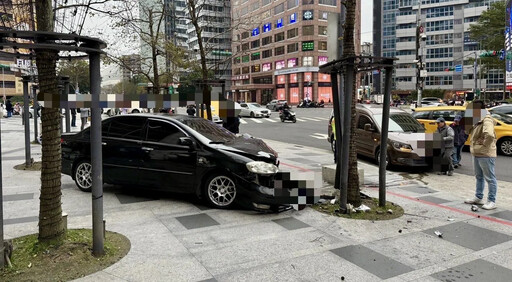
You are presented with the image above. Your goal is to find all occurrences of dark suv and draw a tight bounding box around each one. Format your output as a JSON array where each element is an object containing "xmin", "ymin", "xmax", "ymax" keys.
[{"xmin": 327, "ymin": 104, "xmax": 428, "ymax": 167}]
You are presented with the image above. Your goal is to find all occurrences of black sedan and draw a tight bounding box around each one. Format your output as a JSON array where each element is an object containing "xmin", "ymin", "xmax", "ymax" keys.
[{"xmin": 61, "ymin": 114, "xmax": 284, "ymax": 210}]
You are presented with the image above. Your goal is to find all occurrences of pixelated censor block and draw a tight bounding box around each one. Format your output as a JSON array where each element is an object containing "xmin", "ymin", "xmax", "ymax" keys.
[
  {"xmin": 272, "ymin": 171, "xmax": 322, "ymax": 210},
  {"xmin": 37, "ymin": 92, "xmax": 241, "ymax": 119}
]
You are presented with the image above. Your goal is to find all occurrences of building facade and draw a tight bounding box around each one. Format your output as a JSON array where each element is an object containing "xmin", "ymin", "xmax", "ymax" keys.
[
  {"xmin": 230, "ymin": 0, "xmax": 343, "ymax": 104},
  {"xmin": 373, "ymin": 0, "xmax": 505, "ymax": 95}
]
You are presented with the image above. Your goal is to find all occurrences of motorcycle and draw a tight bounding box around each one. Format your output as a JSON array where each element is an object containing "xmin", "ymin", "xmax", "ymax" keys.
[{"xmin": 279, "ymin": 109, "xmax": 296, "ymax": 123}]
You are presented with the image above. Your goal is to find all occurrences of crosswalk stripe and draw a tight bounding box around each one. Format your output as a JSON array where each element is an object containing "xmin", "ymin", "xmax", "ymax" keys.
[
  {"xmin": 240, "ymin": 119, "xmax": 247, "ymax": 124},
  {"xmin": 316, "ymin": 117, "xmax": 329, "ymax": 121},
  {"xmin": 250, "ymin": 118, "xmax": 263, "ymax": 123},
  {"xmin": 302, "ymin": 117, "xmax": 321, "ymax": 121},
  {"xmin": 311, "ymin": 133, "xmax": 328, "ymax": 139},
  {"xmin": 309, "ymin": 135, "xmax": 326, "ymax": 140},
  {"xmin": 264, "ymin": 118, "xmax": 277, "ymax": 122},
  {"xmin": 295, "ymin": 118, "xmax": 307, "ymax": 122}
]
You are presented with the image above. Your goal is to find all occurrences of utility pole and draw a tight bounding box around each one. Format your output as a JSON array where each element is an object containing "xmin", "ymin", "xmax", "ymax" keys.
[
  {"xmin": 474, "ymin": 52, "xmax": 479, "ymax": 100},
  {"xmin": 416, "ymin": 1, "xmax": 424, "ymax": 107}
]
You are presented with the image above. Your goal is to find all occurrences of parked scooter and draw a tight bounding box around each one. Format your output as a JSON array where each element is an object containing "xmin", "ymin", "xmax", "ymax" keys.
[{"xmin": 279, "ymin": 109, "xmax": 296, "ymax": 123}]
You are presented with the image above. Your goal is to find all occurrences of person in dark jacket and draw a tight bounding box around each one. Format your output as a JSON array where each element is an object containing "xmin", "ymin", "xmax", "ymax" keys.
[
  {"xmin": 436, "ymin": 117, "xmax": 455, "ymax": 176},
  {"xmin": 186, "ymin": 105, "xmax": 196, "ymax": 116},
  {"xmin": 223, "ymin": 116, "xmax": 240, "ymax": 134},
  {"xmin": 5, "ymin": 99, "xmax": 12, "ymax": 117},
  {"xmin": 450, "ymin": 115, "xmax": 467, "ymax": 168},
  {"xmin": 70, "ymin": 108, "xmax": 77, "ymax": 127}
]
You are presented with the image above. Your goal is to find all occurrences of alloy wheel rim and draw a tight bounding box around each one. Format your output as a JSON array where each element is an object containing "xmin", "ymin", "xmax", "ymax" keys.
[
  {"xmin": 208, "ymin": 176, "xmax": 236, "ymax": 207},
  {"xmin": 502, "ymin": 140, "xmax": 512, "ymax": 155},
  {"xmin": 76, "ymin": 163, "xmax": 92, "ymax": 189}
]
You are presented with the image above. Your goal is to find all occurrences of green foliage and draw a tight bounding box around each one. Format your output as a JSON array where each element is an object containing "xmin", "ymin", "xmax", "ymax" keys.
[
  {"xmin": 469, "ymin": 1, "xmax": 506, "ymax": 72},
  {"xmin": 57, "ymin": 60, "xmax": 90, "ymax": 93}
]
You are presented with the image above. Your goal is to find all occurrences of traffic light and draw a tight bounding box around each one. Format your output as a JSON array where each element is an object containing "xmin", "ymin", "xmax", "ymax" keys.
[
  {"xmin": 479, "ymin": 50, "xmax": 501, "ymax": 58},
  {"xmin": 444, "ymin": 67, "xmax": 455, "ymax": 72}
]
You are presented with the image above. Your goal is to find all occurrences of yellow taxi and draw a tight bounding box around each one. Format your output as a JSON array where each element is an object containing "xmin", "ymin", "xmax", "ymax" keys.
[{"xmin": 412, "ymin": 105, "xmax": 512, "ymax": 156}]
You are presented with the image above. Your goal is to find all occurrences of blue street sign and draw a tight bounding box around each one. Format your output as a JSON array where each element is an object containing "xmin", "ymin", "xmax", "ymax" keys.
[
  {"xmin": 252, "ymin": 27, "xmax": 260, "ymax": 36},
  {"xmin": 455, "ymin": 65, "xmax": 463, "ymax": 73}
]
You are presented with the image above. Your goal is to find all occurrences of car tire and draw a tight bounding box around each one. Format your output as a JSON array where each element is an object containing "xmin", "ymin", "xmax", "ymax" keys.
[
  {"xmin": 375, "ymin": 149, "xmax": 390, "ymax": 169},
  {"xmin": 498, "ymin": 137, "xmax": 512, "ymax": 156},
  {"xmin": 280, "ymin": 116, "xmax": 285, "ymax": 122},
  {"xmin": 132, "ymin": 109, "xmax": 140, "ymax": 114},
  {"xmin": 74, "ymin": 159, "xmax": 93, "ymax": 192},
  {"xmin": 203, "ymin": 174, "xmax": 237, "ymax": 209},
  {"xmin": 331, "ymin": 137, "xmax": 336, "ymax": 153},
  {"xmin": 250, "ymin": 112, "xmax": 255, "ymax": 118},
  {"xmin": 292, "ymin": 116, "xmax": 296, "ymax": 123},
  {"xmin": 29, "ymin": 112, "xmax": 33, "ymax": 118}
]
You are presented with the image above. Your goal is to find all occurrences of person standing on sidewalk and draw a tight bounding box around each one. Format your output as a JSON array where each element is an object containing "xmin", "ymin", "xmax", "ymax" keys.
[
  {"xmin": 436, "ymin": 117, "xmax": 454, "ymax": 176},
  {"xmin": 5, "ymin": 99, "xmax": 12, "ymax": 117},
  {"xmin": 80, "ymin": 108, "xmax": 90, "ymax": 131},
  {"xmin": 70, "ymin": 108, "xmax": 77, "ymax": 127},
  {"xmin": 464, "ymin": 101, "xmax": 498, "ymax": 210},
  {"xmin": 450, "ymin": 115, "xmax": 467, "ymax": 168}
]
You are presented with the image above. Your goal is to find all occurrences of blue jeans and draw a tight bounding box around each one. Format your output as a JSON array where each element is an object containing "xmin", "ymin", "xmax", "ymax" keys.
[
  {"xmin": 7, "ymin": 110, "xmax": 12, "ymax": 117},
  {"xmin": 452, "ymin": 145, "xmax": 463, "ymax": 165},
  {"xmin": 474, "ymin": 157, "xmax": 498, "ymax": 203}
]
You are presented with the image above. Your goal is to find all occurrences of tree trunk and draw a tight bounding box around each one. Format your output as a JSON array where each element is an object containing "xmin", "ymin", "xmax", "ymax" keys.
[
  {"xmin": 342, "ymin": 0, "xmax": 361, "ymax": 207},
  {"xmin": 148, "ymin": 10, "xmax": 160, "ymax": 95},
  {"xmin": 35, "ymin": 0, "xmax": 65, "ymax": 242},
  {"xmin": 187, "ymin": 0, "xmax": 212, "ymax": 120}
]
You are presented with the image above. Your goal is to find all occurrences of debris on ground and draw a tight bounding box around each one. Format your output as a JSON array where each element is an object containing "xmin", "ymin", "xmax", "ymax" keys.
[
  {"xmin": 387, "ymin": 209, "xmax": 393, "ymax": 215},
  {"xmin": 434, "ymin": 230, "xmax": 443, "ymax": 238},
  {"xmin": 330, "ymin": 199, "xmax": 336, "ymax": 204},
  {"xmin": 407, "ymin": 220, "xmax": 412, "ymax": 223},
  {"xmin": 355, "ymin": 204, "xmax": 371, "ymax": 213},
  {"xmin": 376, "ymin": 210, "xmax": 384, "ymax": 214},
  {"xmin": 447, "ymin": 218, "xmax": 455, "ymax": 221},
  {"xmin": 471, "ymin": 205, "xmax": 479, "ymax": 212}
]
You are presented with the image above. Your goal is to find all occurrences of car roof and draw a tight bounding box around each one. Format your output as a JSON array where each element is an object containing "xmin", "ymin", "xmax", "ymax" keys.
[
  {"xmin": 356, "ymin": 104, "xmax": 408, "ymax": 115},
  {"xmin": 413, "ymin": 105, "xmax": 466, "ymax": 112},
  {"xmin": 113, "ymin": 113, "xmax": 199, "ymax": 122}
]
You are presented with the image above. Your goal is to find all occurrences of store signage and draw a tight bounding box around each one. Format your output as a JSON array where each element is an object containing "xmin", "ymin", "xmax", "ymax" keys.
[
  {"xmin": 276, "ymin": 18, "xmax": 283, "ymax": 28},
  {"xmin": 303, "ymin": 10, "xmax": 313, "ymax": 20},
  {"xmin": 290, "ymin": 13, "xmax": 297, "ymax": 24},
  {"xmin": 273, "ymin": 66, "xmax": 319, "ymax": 76},
  {"xmin": 252, "ymin": 27, "xmax": 260, "ymax": 36},
  {"xmin": 302, "ymin": 41, "xmax": 314, "ymax": 51},
  {"xmin": 232, "ymin": 74, "xmax": 250, "ymax": 81},
  {"xmin": 263, "ymin": 23, "xmax": 271, "ymax": 33},
  {"xmin": 318, "ymin": 56, "xmax": 328, "ymax": 66}
]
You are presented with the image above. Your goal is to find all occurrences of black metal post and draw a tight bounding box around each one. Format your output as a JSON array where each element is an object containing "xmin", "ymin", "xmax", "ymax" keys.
[
  {"xmin": 0, "ymin": 92, "xmax": 4, "ymax": 268},
  {"xmin": 340, "ymin": 61, "xmax": 354, "ymax": 211},
  {"xmin": 58, "ymin": 84, "xmax": 64, "ymax": 134},
  {"xmin": 379, "ymin": 67, "xmax": 393, "ymax": 207},
  {"xmin": 33, "ymin": 85, "xmax": 38, "ymax": 143},
  {"xmin": 89, "ymin": 52, "xmax": 104, "ymax": 256},
  {"xmin": 63, "ymin": 77, "xmax": 71, "ymax": 133},
  {"xmin": 22, "ymin": 76, "xmax": 32, "ymax": 167}
]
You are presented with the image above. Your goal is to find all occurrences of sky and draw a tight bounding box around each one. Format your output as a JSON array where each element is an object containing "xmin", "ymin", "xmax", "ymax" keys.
[{"xmin": 361, "ymin": 1, "xmax": 373, "ymax": 44}]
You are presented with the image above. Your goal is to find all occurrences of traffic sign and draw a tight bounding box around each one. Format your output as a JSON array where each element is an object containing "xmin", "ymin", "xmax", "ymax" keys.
[{"xmin": 455, "ymin": 65, "xmax": 462, "ymax": 73}]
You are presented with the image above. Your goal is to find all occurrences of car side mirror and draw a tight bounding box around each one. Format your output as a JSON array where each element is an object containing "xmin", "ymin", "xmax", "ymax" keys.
[
  {"xmin": 179, "ymin": 137, "xmax": 195, "ymax": 148},
  {"xmin": 364, "ymin": 123, "xmax": 373, "ymax": 131}
]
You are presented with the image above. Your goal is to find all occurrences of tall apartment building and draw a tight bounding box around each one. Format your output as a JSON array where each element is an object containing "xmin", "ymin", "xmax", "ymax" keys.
[
  {"xmin": 231, "ymin": 0, "xmax": 343, "ymax": 104},
  {"xmin": 373, "ymin": 0, "xmax": 504, "ymax": 95}
]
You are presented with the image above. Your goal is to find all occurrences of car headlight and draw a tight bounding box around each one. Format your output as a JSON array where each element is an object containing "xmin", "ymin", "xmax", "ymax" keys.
[
  {"xmin": 392, "ymin": 141, "xmax": 413, "ymax": 152},
  {"xmin": 246, "ymin": 161, "xmax": 279, "ymax": 175}
]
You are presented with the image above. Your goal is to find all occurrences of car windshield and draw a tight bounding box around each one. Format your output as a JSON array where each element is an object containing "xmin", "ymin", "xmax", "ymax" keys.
[
  {"xmin": 178, "ymin": 118, "xmax": 236, "ymax": 143},
  {"xmin": 373, "ymin": 114, "xmax": 425, "ymax": 133},
  {"xmin": 491, "ymin": 112, "xmax": 512, "ymax": 125},
  {"xmin": 248, "ymin": 103, "xmax": 262, "ymax": 108}
]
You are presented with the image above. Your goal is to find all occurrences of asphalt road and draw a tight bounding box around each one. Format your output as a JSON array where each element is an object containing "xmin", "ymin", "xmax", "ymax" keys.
[{"xmin": 239, "ymin": 107, "xmax": 512, "ymax": 182}]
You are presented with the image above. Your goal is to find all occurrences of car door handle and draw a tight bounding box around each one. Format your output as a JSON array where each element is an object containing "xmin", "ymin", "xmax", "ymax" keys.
[
  {"xmin": 142, "ymin": 147, "xmax": 154, "ymax": 151},
  {"xmin": 102, "ymin": 142, "xmax": 107, "ymax": 146}
]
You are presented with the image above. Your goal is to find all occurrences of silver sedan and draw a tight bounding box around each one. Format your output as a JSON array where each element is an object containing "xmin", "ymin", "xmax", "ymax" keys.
[{"xmin": 240, "ymin": 103, "xmax": 271, "ymax": 118}]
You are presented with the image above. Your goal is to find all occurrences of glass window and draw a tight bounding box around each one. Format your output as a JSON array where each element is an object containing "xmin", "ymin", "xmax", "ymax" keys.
[
  {"xmin": 432, "ymin": 110, "xmax": 457, "ymax": 121},
  {"xmin": 287, "ymin": 43, "xmax": 298, "ymax": 53},
  {"xmin": 274, "ymin": 3, "xmax": 284, "ymax": 14},
  {"xmin": 319, "ymin": 41, "xmax": 327, "ymax": 50},
  {"xmin": 262, "ymin": 36, "xmax": 272, "ymax": 46},
  {"xmin": 302, "ymin": 25, "xmax": 314, "ymax": 36},
  {"xmin": 252, "ymin": 65, "xmax": 261, "ymax": 72},
  {"xmin": 251, "ymin": 52, "xmax": 261, "ymax": 61},
  {"xmin": 303, "ymin": 56, "xmax": 313, "ymax": 66},
  {"xmin": 242, "ymin": 55, "xmax": 250, "ymax": 63},
  {"xmin": 288, "ymin": 58, "xmax": 298, "ymax": 67},
  {"xmin": 108, "ymin": 117, "xmax": 145, "ymax": 140},
  {"xmin": 262, "ymin": 0, "xmax": 271, "ymax": 6},
  {"xmin": 262, "ymin": 49, "xmax": 272, "ymax": 58},
  {"xmin": 318, "ymin": 56, "xmax": 328, "ymax": 65},
  {"xmin": 302, "ymin": 41, "xmax": 314, "ymax": 51},
  {"xmin": 412, "ymin": 111, "xmax": 431, "ymax": 119},
  {"xmin": 275, "ymin": 46, "xmax": 285, "ymax": 56},
  {"xmin": 287, "ymin": 28, "xmax": 298, "ymax": 38},
  {"xmin": 303, "ymin": 0, "xmax": 314, "ymax": 4},
  {"xmin": 251, "ymin": 39, "xmax": 260, "ymax": 49},
  {"xmin": 318, "ymin": 26, "xmax": 327, "ymax": 35},
  {"xmin": 262, "ymin": 62, "xmax": 272, "ymax": 71},
  {"xmin": 319, "ymin": 11, "xmax": 329, "ymax": 20},
  {"xmin": 319, "ymin": 0, "xmax": 336, "ymax": 6},
  {"xmin": 374, "ymin": 114, "xmax": 424, "ymax": 133},
  {"xmin": 275, "ymin": 32, "xmax": 285, "ymax": 42},
  {"xmin": 242, "ymin": 66, "xmax": 250, "ymax": 74},
  {"xmin": 357, "ymin": 115, "xmax": 373, "ymax": 129},
  {"xmin": 145, "ymin": 120, "xmax": 186, "ymax": 144},
  {"xmin": 276, "ymin": 60, "xmax": 285, "ymax": 69},
  {"xmin": 287, "ymin": 0, "xmax": 298, "ymax": 9}
]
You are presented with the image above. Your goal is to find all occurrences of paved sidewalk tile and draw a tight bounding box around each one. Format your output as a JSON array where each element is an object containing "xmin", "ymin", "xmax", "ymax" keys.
[
  {"xmin": 423, "ymin": 222, "xmax": 512, "ymax": 251},
  {"xmin": 176, "ymin": 213, "xmax": 220, "ymax": 230},
  {"xmin": 397, "ymin": 185, "xmax": 438, "ymax": 194},
  {"xmin": 417, "ymin": 195, "xmax": 452, "ymax": 205},
  {"xmin": 115, "ymin": 193, "xmax": 158, "ymax": 204},
  {"xmin": 490, "ymin": 210, "xmax": 512, "ymax": 222},
  {"xmin": 5, "ymin": 215, "xmax": 38, "ymax": 225},
  {"xmin": 272, "ymin": 217, "xmax": 310, "ymax": 230},
  {"xmin": 3, "ymin": 193, "xmax": 34, "ymax": 201},
  {"xmin": 432, "ymin": 259, "xmax": 512, "ymax": 281},
  {"xmin": 330, "ymin": 245, "xmax": 413, "ymax": 279}
]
